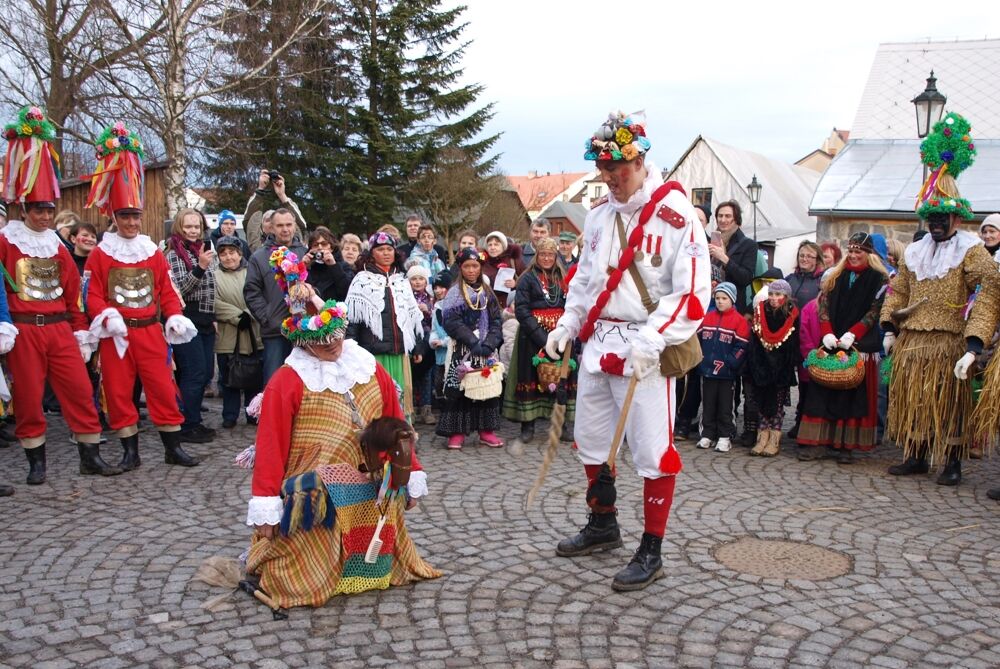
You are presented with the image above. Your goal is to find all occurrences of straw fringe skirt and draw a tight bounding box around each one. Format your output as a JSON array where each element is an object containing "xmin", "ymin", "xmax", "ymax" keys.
[
  {"xmin": 972, "ymin": 351, "xmax": 1000, "ymax": 451},
  {"xmin": 887, "ymin": 330, "xmax": 972, "ymax": 463}
]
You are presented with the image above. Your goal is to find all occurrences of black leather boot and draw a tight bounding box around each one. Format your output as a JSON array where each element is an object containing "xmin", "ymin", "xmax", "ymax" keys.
[
  {"xmin": 987, "ymin": 487, "xmax": 1000, "ymax": 501},
  {"xmin": 161, "ymin": 430, "xmax": 199, "ymax": 467},
  {"xmin": 79, "ymin": 443, "xmax": 124, "ymax": 476},
  {"xmin": 0, "ymin": 483, "xmax": 13, "ymax": 497},
  {"xmin": 555, "ymin": 511, "xmax": 622, "ymax": 557},
  {"xmin": 519, "ymin": 420, "xmax": 535, "ymax": 443},
  {"xmin": 119, "ymin": 434, "xmax": 141, "ymax": 472},
  {"xmin": 612, "ymin": 532, "xmax": 664, "ymax": 592},
  {"xmin": 887, "ymin": 455, "xmax": 929, "ymax": 476},
  {"xmin": 25, "ymin": 444, "xmax": 46, "ymax": 485},
  {"xmin": 936, "ymin": 454, "xmax": 961, "ymax": 486}
]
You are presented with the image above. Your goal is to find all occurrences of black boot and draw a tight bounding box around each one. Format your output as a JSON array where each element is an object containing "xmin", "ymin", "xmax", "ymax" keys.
[
  {"xmin": 519, "ymin": 420, "xmax": 535, "ymax": 443},
  {"xmin": 560, "ymin": 421, "xmax": 574, "ymax": 443},
  {"xmin": 78, "ymin": 442, "xmax": 124, "ymax": 476},
  {"xmin": 936, "ymin": 454, "xmax": 961, "ymax": 486},
  {"xmin": 673, "ymin": 418, "xmax": 691, "ymax": 441},
  {"xmin": 25, "ymin": 444, "xmax": 46, "ymax": 485},
  {"xmin": 161, "ymin": 430, "xmax": 199, "ymax": 467},
  {"xmin": 739, "ymin": 430, "xmax": 757, "ymax": 448},
  {"xmin": 0, "ymin": 483, "xmax": 13, "ymax": 497},
  {"xmin": 987, "ymin": 487, "xmax": 1000, "ymax": 501},
  {"xmin": 555, "ymin": 511, "xmax": 622, "ymax": 557},
  {"xmin": 887, "ymin": 455, "xmax": 929, "ymax": 476},
  {"xmin": 119, "ymin": 434, "xmax": 141, "ymax": 472},
  {"xmin": 612, "ymin": 532, "xmax": 664, "ymax": 592}
]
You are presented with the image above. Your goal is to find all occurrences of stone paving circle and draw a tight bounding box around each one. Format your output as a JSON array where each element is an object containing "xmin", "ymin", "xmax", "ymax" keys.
[
  {"xmin": 3, "ymin": 387, "xmax": 1000, "ymax": 668},
  {"xmin": 713, "ymin": 536, "xmax": 853, "ymax": 580}
]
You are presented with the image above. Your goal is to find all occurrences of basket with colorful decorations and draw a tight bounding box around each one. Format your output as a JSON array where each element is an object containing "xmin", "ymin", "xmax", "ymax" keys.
[
  {"xmin": 532, "ymin": 350, "xmax": 577, "ymax": 390},
  {"xmin": 804, "ymin": 347, "xmax": 865, "ymax": 390},
  {"xmin": 458, "ymin": 357, "xmax": 506, "ymax": 401}
]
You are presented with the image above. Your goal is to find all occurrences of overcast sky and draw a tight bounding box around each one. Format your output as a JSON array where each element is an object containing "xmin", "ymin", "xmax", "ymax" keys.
[{"xmin": 455, "ymin": 0, "xmax": 996, "ymax": 176}]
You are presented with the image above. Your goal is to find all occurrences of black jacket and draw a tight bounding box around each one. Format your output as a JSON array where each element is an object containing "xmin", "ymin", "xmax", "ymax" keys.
[
  {"xmin": 243, "ymin": 235, "xmax": 308, "ymax": 339},
  {"xmin": 442, "ymin": 286, "xmax": 503, "ymax": 354},
  {"xmin": 514, "ymin": 269, "xmax": 565, "ymax": 351},
  {"xmin": 720, "ymin": 228, "xmax": 758, "ymax": 314},
  {"xmin": 308, "ymin": 262, "xmax": 352, "ymax": 303},
  {"xmin": 346, "ymin": 269, "xmax": 427, "ymax": 358}
]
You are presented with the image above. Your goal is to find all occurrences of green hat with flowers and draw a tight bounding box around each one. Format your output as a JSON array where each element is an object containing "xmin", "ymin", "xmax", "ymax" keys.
[
  {"xmin": 916, "ymin": 112, "xmax": 977, "ymax": 220},
  {"xmin": 281, "ymin": 300, "xmax": 349, "ymax": 346},
  {"xmin": 584, "ymin": 110, "xmax": 651, "ymax": 162}
]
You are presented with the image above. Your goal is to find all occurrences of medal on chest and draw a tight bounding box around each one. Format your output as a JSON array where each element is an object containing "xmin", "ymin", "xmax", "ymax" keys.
[
  {"xmin": 108, "ymin": 267, "xmax": 154, "ymax": 308},
  {"xmin": 15, "ymin": 257, "xmax": 63, "ymax": 301}
]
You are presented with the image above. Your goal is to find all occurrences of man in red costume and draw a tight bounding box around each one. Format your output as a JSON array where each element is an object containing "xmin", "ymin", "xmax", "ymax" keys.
[
  {"xmin": 0, "ymin": 105, "xmax": 120, "ymax": 484},
  {"xmin": 84, "ymin": 121, "xmax": 200, "ymax": 470},
  {"xmin": 546, "ymin": 111, "xmax": 711, "ymax": 591}
]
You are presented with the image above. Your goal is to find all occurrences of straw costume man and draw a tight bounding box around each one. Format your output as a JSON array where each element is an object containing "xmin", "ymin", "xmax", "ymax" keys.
[
  {"xmin": 546, "ymin": 111, "xmax": 711, "ymax": 591},
  {"xmin": 245, "ymin": 264, "xmax": 439, "ymax": 608},
  {"xmin": 0, "ymin": 105, "xmax": 120, "ymax": 484},
  {"xmin": 84, "ymin": 121, "xmax": 200, "ymax": 471},
  {"xmin": 881, "ymin": 112, "xmax": 1000, "ymax": 486}
]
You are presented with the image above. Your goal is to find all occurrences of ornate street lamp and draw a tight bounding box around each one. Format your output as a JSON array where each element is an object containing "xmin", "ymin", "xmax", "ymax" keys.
[
  {"xmin": 912, "ymin": 70, "xmax": 947, "ymax": 139},
  {"xmin": 747, "ymin": 174, "xmax": 762, "ymax": 242},
  {"xmin": 912, "ymin": 72, "xmax": 947, "ymax": 229}
]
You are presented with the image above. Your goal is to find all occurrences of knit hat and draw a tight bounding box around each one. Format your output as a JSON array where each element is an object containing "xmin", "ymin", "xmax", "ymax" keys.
[
  {"xmin": 485, "ymin": 230, "xmax": 508, "ymax": 251},
  {"xmin": 432, "ymin": 270, "xmax": 452, "ymax": 289},
  {"xmin": 215, "ymin": 235, "xmax": 242, "ymax": 251},
  {"xmin": 406, "ymin": 264, "xmax": 430, "ymax": 280},
  {"xmin": 916, "ymin": 112, "xmax": 976, "ymax": 221},
  {"xmin": 980, "ymin": 213, "xmax": 1000, "ymax": 233},
  {"xmin": 767, "ymin": 279, "xmax": 792, "ymax": 296},
  {"xmin": 714, "ymin": 281, "xmax": 737, "ymax": 303},
  {"xmin": 3, "ymin": 105, "xmax": 60, "ymax": 207},
  {"xmin": 218, "ymin": 209, "xmax": 237, "ymax": 225},
  {"xmin": 558, "ymin": 231, "xmax": 577, "ymax": 243},
  {"xmin": 368, "ymin": 231, "xmax": 396, "ymax": 249},
  {"xmin": 847, "ymin": 232, "xmax": 875, "ymax": 253},
  {"xmin": 584, "ymin": 110, "xmax": 650, "ymax": 162},
  {"xmin": 86, "ymin": 121, "xmax": 145, "ymax": 215},
  {"xmin": 455, "ymin": 246, "xmax": 485, "ymax": 265}
]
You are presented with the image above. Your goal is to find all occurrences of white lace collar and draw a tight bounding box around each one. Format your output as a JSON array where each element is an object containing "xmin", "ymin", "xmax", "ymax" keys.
[
  {"xmin": 284, "ymin": 340, "xmax": 376, "ymax": 393},
  {"xmin": 0, "ymin": 219, "xmax": 62, "ymax": 258},
  {"xmin": 98, "ymin": 232, "xmax": 158, "ymax": 263},
  {"xmin": 903, "ymin": 231, "xmax": 983, "ymax": 281},
  {"xmin": 606, "ymin": 161, "xmax": 663, "ymax": 215}
]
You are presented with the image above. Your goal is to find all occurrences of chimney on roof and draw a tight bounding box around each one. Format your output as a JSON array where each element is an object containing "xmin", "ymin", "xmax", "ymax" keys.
[{"xmin": 528, "ymin": 170, "xmax": 538, "ymax": 178}]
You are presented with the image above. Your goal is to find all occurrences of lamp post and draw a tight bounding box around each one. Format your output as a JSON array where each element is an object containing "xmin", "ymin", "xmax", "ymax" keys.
[
  {"xmin": 912, "ymin": 71, "xmax": 947, "ymax": 229},
  {"xmin": 747, "ymin": 174, "xmax": 762, "ymax": 242}
]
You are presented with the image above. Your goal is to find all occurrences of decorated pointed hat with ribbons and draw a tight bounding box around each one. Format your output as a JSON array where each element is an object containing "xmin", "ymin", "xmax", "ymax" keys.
[
  {"xmin": 915, "ymin": 112, "xmax": 977, "ymax": 220},
  {"xmin": 86, "ymin": 121, "xmax": 145, "ymax": 216},
  {"xmin": 2, "ymin": 105, "xmax": 61, "ymax": 207}
]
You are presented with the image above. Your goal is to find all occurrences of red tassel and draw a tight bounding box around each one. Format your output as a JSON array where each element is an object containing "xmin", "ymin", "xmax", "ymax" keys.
[
  {"xmin": 658, "ymin": 444, "xmax": 683, "ymax": 475},
  {"xmin": 687, "ymin": 294, "xmax": 705, "ymax": 321}
]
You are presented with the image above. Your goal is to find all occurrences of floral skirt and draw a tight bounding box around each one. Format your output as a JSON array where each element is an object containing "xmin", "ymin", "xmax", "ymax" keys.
[{"xmin": 435, "ymin": 340, "xmax": 500, "ymax": 436}]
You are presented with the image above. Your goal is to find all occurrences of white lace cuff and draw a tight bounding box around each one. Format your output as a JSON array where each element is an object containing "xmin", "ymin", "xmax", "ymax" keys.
[
  {"xmin": 632, "ymin": 325, "xmax": 666, "ymax": 357},
  {"xmin": 164, "ymin": 315, "xmax": 197, "ymax": 344},
  {"xmin": 246, "ymin": 496, "xmax": 283, "ymax": 526},
  {"xmin": 90, "ymin": 308, "xmax": 126, "ymax": 339},
  {"xmin": 0, "ymin": 321, "xmax": 18, "ymax": 338},
  {"xmin": 407, "ymin": 470, "xmax": 428, "ymax": 499}
]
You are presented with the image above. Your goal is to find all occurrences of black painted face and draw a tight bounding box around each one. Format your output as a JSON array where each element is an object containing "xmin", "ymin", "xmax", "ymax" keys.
[{"xmin": 926, "ymin": 213, "xmax": 951, "ymax": 242}]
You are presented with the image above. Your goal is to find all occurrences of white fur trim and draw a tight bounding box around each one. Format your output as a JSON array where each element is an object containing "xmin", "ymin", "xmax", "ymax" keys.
[
  {"xmin": 97, "ymin": 232, "xmax": 158, "ymax": 263},
  {"xmin": 904, "ymin": 231, "xmax": 983, "ymax": 281},
  {"xmin": 407, "ymin": 470, "xmax": 428, "ymax": 499},
  {"xmin": 0, "ymin": 219, "xmax": 62, "ymax": 258},
  {"xmin": 164, "ymin": 315, "xmax": 197, "ymax": 345},
  {"xmin": 246, "ymin": 496, "xmax": 283, "ymax": 526},
  {"xmin": 285, "ymin": 340, "xmax": 376, "ymax": 393}
]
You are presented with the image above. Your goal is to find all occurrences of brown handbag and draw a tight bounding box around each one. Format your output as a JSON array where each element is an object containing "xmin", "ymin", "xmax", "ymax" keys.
[{"xmin": 616, "ymin": 214, "xmax": 703, "ymax": 378}]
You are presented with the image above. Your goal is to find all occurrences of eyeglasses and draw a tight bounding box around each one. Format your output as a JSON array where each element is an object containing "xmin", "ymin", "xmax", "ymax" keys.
[{"xmin": 797, "ymin": 253, "xmax": 817, "ymax": 260}]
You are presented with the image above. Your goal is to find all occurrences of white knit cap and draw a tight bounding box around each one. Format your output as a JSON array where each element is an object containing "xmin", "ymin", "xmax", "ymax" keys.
[
  {"xmin": 406, "ymin": 264, "xmax": 430, "ymax": 280},
  {"xmin": 980, "ymin": 213, "xmax": 1000, "ymax": 233},
  {"xmin": 485, "ymin": 230, "xmax": 508, "ymax": 251}
]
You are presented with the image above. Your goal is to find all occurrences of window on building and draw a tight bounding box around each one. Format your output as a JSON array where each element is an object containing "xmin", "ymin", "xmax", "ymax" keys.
[
  {"xmin": 692, "ymin": 188, "xmax": 712, "ymax": 209},
  {"xmin": 593, "ymin": 185, "xmax": 604, "ymax": 199}
]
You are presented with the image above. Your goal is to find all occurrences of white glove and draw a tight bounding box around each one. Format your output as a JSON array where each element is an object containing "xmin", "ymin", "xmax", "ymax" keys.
[
  {"xmin": 882, "ymin": 333, "xmax": 896, "ymax": 355},
  {"xmin": 545, "ymin": 325, "xmax": 572, "ymax": 360},
  {"xmin": 74, "ymin": 330, "xmax": 97, "ymax": 362},
  {"xmin": 90, "ymin": 308, "xmax": 127, "ymax": 339},
  {"xmin": 631, "ymin": 349, "xmax": 660, "ymax": 380},
  {"xmin": 0, "ymin": 321, "xmax": 19, "ymax": 354},
  {"xmin": 821, "ymin": 333, "xmax": 838, "ymax": 350},
  {"xmin": 164, "ymin": 315, "xmax": 198, "ymax": 345},
  {"xmin": 630, "ymin": 325, "xmax": 666, "ymax": 380},
  {"xmin": 954, "ymin": 351, "xmax": 976, "ymax": 380},
  {"xmin": 838, "ymin": 332, "xmax": 855, "ymax": 350}
]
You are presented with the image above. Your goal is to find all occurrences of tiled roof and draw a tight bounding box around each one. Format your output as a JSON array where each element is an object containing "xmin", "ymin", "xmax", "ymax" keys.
[
  {"xmin": 506, "ymin": 172, "xmax": 590, "ymax": 212},
  {"xmin": 852, "ymin": 39, "xmax": 1000, "ymax": 139}
]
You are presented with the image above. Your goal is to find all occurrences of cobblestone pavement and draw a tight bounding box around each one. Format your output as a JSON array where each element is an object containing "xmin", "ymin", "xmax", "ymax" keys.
[{"xmin": 3, "ymin": 392, "xmax": 1000, "ymax": 669}]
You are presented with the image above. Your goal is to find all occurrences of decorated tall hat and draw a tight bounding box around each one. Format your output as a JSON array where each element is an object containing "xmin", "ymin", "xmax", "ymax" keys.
[
  {"xmin": 268, "ymin": 246, "xmax": 348, "ymax": 345},
  {"xmin": 2, "ymin": 105, "xmax": 61, "ymax": 207},
  {"xmin": 86, "ymin": 121, "xmax": 145, "ymax": 216},
  {"xmin": 915, "ymin": 112, "xmax": 977, "ymax": 220},
  {"xmin": 584, "ymin": 110, "xmax": 651, "ymax": 162}
]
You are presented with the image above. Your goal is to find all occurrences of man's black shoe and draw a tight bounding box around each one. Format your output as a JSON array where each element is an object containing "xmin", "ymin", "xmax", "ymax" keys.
[
  {"xmin": 612, "ymin": 532, "xmax": 664, "ymax": 591},
  {"xmin": 556, "ymin": 512, "xmax": 622, "ymax": 557},
  {"xmin": 887, "ymin": 456, "xmax": 929, "ymax": 476},
  {"xmin": 519, "ymin": 420, "xmax": 535, "ymax": 443},
  {"xmin": 222, "ymin": 420, "xmax": 237, "ymax": 429},
  {"xmin": 0, "ymin": 484, "xmax": 13, "ymax": 497},
  {"xmin": 179, "ymin": 428, "xmax": 213, "ymax": 444},
  {"xmin": 936, "ymin": 457, "xmax": 961, "ymax": 486},
  {"xmin": 987, "ymin": 487, "xmax": 1000, "ymax": 501}
]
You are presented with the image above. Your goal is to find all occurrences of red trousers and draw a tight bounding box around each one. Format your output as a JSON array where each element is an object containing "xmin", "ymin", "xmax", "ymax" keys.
[
  {"xmin": 99, "ymin": 325, "xmax": 184, "ymax": 429},
  {"xmin": 8, "ymin": 322, "xmax": 102, "ymax": 443}
]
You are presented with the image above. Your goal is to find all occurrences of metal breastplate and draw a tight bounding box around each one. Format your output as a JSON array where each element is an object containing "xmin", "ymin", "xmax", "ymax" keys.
[
  {"xmin": 16, "ymin": 258, "xmax": 64, "ymax": 301},
  {"xmin": 108, "ymin": 267, "xmax": 154, "ymax": 308}
]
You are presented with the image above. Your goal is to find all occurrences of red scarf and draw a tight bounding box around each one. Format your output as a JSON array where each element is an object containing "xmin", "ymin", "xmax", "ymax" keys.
[{"xmin": 168, "ymin": 233, "xmax": 203, "ymax": 270}]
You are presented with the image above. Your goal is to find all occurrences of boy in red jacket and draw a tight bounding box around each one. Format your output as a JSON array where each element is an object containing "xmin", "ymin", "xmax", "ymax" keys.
[{"xmin": 695, "ymin": 282, "xmax": 750, "ymax": 452}]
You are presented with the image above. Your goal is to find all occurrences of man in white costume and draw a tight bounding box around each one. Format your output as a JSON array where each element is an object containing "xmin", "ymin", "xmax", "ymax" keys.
[{"xmin": 546, "ymin": 110, "xmax": 711, "ymax": 591}]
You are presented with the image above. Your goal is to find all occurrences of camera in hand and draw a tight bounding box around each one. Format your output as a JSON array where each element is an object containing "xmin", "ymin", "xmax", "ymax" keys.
[{"xmin": 266, "ymin": 170, "xmax": 282, "ymax": 182}]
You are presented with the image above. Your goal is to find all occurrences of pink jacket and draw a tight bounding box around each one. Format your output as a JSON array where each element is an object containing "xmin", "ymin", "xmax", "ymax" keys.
[{"xmin": 798, "ymin": 297, "xmax": 820, "ymax": 382}]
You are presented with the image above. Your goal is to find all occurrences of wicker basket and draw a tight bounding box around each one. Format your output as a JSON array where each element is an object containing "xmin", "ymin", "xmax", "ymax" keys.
[
  {"xmin": 536, "ymin": 361, "xmax": 562, "ymax": 386},
  {"xmin": 805, "ymin": 347, "xmax": 865, "ymax": 390},
  {"xmin": 460, "ymin": 362, "xmax": 505, "ymax": 401}
]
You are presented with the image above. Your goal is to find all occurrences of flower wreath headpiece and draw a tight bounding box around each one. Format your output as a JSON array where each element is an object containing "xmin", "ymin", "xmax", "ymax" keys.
[
  {"xmin": 281, "ymin": 299, "xmax": 349, "ymax": 346},
  {"xmin": 584, "ymin": 110, "xmax": 651, "ymax": 162},
  {"xmin": 916, "ymin": 112, "xmax": 976, "ymax": 221}
]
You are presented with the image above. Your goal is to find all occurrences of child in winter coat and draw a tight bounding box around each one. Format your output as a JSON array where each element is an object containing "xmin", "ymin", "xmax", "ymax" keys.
[
  {"xmin": 428, "ymin": 271, "xmax": 452, "ymax": 411},
  {"xmin": 408, "ymin": 264, "xmax": 436, "ymax": 424},
  {"xmin": 696, "ymin": 282, "xmax": 750, "ymax": 452}
]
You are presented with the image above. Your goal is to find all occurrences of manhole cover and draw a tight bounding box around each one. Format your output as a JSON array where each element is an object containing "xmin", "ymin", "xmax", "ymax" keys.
[{"xmin": 712, "ymin": 537, "xmax": 852, "ymax": 580}]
